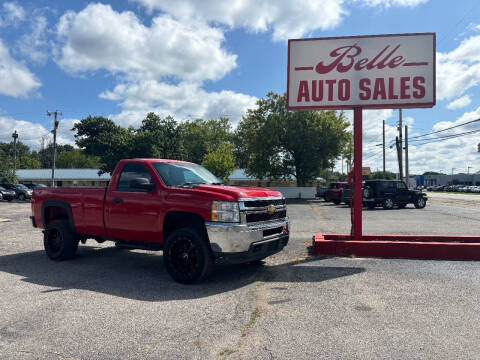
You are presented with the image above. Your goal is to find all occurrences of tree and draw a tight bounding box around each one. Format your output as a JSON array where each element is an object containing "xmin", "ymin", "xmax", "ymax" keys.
[
  {"xmin": 56, "ymin": 149, "xmax": 101, "ymax": 168},
  {"xmin": 73, "ymin": 116, "xmax": 134, "ymax": 174},
  {"xmin": 201, "ymin": 142, "xmax": 236, "ymax": 181},
  {"xmin": 180, "ymin": 118, "xmax": 232, "ymax": 164},
  {"xmin": 235, "ymin": 92, "xmax": 350, "ymax": 186},
  {"xmin": 369, "ymin": 171, "xmax": 396, "ymax": 180}
]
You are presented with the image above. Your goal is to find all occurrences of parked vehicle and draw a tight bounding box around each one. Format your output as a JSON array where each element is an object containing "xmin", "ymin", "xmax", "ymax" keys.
[
  {"xmin": 315, "ymin": 185, "xmax": 327, "ymax": 199},
  {"xmin": 31, "ymin": 159, "xmax": 290, "ymax": 284},
  {"xmin": 0, "ymin": 183, "xmax": 32, "ymax": 201},
  {"xmin": 325, "ymin": 182, "xmax": 350, "ymax": 205},
  {"xmin": 362, "ymin": 180, "xmax": 427, "ymax": 209},
  {"xmin": 22, "ymin": 183, "xmax": 47, "ymax": 190},
  {"xmin": 0, "ymin": 186, "xmax": 16, "ymax": 202}
]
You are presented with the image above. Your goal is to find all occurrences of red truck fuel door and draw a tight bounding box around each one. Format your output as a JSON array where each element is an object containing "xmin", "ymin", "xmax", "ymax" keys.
[{"xmin": 105, "ymin": 163, "xmax": 161, "ymax": 242}]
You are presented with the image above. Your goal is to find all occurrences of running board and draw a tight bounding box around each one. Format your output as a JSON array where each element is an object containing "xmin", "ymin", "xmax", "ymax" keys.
[{"xmin": 115, "ymin": 241, "xmax": 163, "ymax": 251}]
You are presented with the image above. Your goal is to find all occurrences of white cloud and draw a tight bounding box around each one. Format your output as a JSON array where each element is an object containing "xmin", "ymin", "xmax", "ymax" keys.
[
  {"xmin": 0, "ymin": 2, "xmax": 25, "ymax": 27},
  {"xmin": 100, "ymin": 80, "xmax": 258, "ymax": 127},
  {"xmin": 56, "ymin": 3, "xmax": 236, "ymax": 82},
  {"xmin": 133, "ymin": 0, "xmax": 347, "ymax": 41},
  {"xmin": 0, "ymin": 39, "xmax": 42, "ymax": 97},
  {"xmin": 17, "ymin": 15, "xmax": 49, "ymax": 64},
  {"xmin": 447, "ymin": 95, "xmax": 472, "ymax": 110},
  {"xmin": 437, "ymin": 34, "xmax": 480, "ymax": 100},
  {"xmin": 359, "ymin": 0, "xmax": 428, "ymax": 7},
  {"xmin": 0, "ymin": 115, "xmax": 77, "ymax": 149}
]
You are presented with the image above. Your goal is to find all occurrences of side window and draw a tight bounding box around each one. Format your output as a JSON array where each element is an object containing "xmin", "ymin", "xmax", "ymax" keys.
[
  {"xmin": 397, "ymin": 182, "xmax": 407, "ymax": 190},
  {"xmin": 117, "ymin": 163, "xmax": 155, "ymax": 192}
]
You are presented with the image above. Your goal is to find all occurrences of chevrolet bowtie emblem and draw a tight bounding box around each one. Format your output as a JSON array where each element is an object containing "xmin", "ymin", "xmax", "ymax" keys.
[{"xmin": 267, "ymin": 205, "xmax": 276, "ymax": 214}]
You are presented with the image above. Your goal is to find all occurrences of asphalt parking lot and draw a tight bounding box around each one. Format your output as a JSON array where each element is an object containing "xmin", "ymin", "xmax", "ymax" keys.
[{"xmin": 1, "ymin": 197, "xmax": 480, "ymax": 359}]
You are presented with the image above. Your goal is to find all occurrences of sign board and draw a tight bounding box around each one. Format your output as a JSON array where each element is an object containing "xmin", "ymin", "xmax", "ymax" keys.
[
  {"xmin": 287, "ymin": 33, "xmax": 435, "ymax": 110},
  {"xmin": 362, "ymin": 167, "xmax": 371, "ymax": 176}
]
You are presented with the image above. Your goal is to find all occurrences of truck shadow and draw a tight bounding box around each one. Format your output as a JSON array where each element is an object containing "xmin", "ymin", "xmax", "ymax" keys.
[{"xmin": 0, "ymin": 245, "xmax": 365, "ymax": 301}]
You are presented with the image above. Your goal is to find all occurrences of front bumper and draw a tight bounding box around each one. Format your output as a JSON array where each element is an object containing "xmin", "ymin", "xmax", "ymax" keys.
[{"xmin": 206, "ymin": 217, "xmax": 290, "ymax": 264}]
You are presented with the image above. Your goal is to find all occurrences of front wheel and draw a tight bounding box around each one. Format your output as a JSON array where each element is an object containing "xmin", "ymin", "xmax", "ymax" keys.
[
  {"xmin": 163, "ymin": 228, "xmax": 214, "ymax": 284},
  {"xmin": 383, "ymin": 197, "xmax": 394, "ymax": 210},
  {"xmin": 44, "ymin": 220, "xmax": 79, "ymax": 261},
  {"xmin": 414, "ymin": 197, "xmax": 426, "ymax": 209},
  {"xmin": 18, "ymin": 193, "xmax": 25, "ymax": 201}
]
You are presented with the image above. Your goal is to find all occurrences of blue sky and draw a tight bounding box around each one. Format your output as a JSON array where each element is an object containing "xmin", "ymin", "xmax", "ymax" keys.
[{"xmin": 0, "ymin": 0, "xmax": 479, "ymax": 174}]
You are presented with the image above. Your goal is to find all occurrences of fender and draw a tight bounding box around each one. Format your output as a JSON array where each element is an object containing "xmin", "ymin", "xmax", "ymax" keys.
[{"xmin": 41, "ymin": 199, "xmax": 76, "ymax": 233}]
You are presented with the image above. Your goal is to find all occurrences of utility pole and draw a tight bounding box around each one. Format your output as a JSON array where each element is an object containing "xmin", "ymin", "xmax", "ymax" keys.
[
  {"xmin": 398, "ymin": 109, "xmax": 403, "ymax": 181},
  {"xmin": 405, "ymin": 125, "xmax": 409, "ymax": 188},
  {"xmin": 12, "ymin": 130, "xmax": 18, "ymax": 180},
  {"xmin": 382, "ymin": 120, "xmax": 386, "ymax": 179},
  {"xmin": 47, "ymin": 110, "xmax": 61, "ymax": 188},
  {"xmin": 395, "ymin": 136, "xmax": 402, "ymax": 180}
]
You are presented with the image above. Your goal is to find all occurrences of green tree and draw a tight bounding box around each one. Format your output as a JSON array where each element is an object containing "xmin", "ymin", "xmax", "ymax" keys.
[
  {"xmin": 236, "ymin": 92, "xmax": 350, "ymax": 186},
  {"xmin": 201, "ymin": 142, "xmax": 236, "ymax": 181},
  {"xmin": 73, "ymin": 116, "xmax": 134, "ymax": 174},
  {"xmin": 56, "ymin": 149, "xmax": 101, "ymax": 168},
  {"xmin": 180, "ymin": 118, "xmax": 232, "ymax": 164},
  {"xmin": 369, "ymin": 171, "xmax": 396, "ymax": 180}
]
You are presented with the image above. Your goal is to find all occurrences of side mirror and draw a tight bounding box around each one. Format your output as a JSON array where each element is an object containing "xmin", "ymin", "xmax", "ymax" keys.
[{"xmin": 129, "ymin": 178, "xmax": 154, "ymax": 192}]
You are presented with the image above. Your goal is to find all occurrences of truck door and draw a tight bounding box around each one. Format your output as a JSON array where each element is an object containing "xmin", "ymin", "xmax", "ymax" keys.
[
  {"xmin": 105, "ymin": 162, "xmax": 162, "ymax": 242},
  {"xmin": 396, "ymin": 181, "xmax": 411, "ymax": 203}
]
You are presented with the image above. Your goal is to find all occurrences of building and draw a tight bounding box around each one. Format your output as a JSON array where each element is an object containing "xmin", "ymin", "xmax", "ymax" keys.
[
  {"xmin": 424, "ymin": 172, "xmax": 480, "ymax": 187},
  {"xmin": 17, "ymin": 169, "xmax": 110, "ymax": 187}
]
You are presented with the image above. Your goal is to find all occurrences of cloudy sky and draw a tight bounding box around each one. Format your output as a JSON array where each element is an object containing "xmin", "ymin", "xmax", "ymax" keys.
[{"xmin": 0, "ymin": 0, "xmax": 479, "ymax": 174}]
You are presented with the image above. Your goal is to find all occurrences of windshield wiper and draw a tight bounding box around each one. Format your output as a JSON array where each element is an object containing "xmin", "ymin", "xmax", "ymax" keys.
[{"xmin": 210, "ymin": 182, "xmax": 223, "ymax": 185}]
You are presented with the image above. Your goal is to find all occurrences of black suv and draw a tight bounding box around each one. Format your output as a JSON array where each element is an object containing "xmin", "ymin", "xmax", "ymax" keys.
[{"xmin": 362, "ymin": 180, "xmax": 427, "ymax": 210}]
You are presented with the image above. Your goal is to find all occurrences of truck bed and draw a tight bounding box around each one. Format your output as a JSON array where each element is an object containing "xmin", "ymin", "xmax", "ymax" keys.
[{"xmin": 32, "ymin": 187, "xmax": 107, "ymax": 237}]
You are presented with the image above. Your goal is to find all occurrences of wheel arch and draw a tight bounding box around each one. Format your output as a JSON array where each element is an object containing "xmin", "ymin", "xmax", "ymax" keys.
[
  {"xmin": 162, "ymin": 211, "xmax": 207, "ymax": 243},
  {"xmin": 42, "ymin": 200, "xmax": 76, "ymax": 233}
]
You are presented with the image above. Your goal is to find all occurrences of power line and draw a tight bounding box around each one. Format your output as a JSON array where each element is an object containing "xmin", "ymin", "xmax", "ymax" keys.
[
  {"xmin": 410, "ymin": 129, "xmax": 480, "ymax": 145},
  {"xmin": 409, "ymin": 118, "xmax": 480, "ymax": 140}
]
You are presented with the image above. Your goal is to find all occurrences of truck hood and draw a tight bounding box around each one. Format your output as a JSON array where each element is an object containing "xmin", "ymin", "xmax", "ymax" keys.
[{"xmin": 194, "ymin": 184, "xmax": 282, "ymax": 200}]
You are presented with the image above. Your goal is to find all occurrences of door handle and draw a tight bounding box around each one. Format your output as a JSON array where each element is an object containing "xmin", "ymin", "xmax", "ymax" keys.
[{"xmin": 112, "ymin": 198, "xmax": 123, "ymax": 203}]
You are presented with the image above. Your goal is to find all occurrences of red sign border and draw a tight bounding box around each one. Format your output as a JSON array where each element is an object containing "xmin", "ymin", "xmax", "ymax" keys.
[{"xmin": 286, "ymin": 32, "xmax": 436, "ymax": 111}]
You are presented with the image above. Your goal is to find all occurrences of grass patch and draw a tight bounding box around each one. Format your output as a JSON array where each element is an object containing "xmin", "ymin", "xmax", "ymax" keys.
[{"xmin": 241, "ymin": 308, "xmax": 260, "ymax": 337}]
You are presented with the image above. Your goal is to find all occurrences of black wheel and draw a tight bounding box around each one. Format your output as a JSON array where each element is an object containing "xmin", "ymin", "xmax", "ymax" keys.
[
  {"xmin": 383, "ymin": 197, "xmax": 394, "ymax": 210},
  {"xmin": 163, "ymin": 228, "xmax": 214, "ymax": 284},
  {"xmin": 333, "ymin": 199, "xmax": 341, "ymax": 205},
  {"xmin": 18, "ymin": 193, "xmax": 25, "ymax": 201},
  {"xmin": 367, "ymin": 202, "xmax": 376, "ymax": 209},
  {"xmin": 44, "ymin": 220, "xmax": 79, "ymax": 261},
  {"xmin": 363, "ymin": 186, "xmax": 372, "ymax": 199},
  {"xmin": 414, "ymin": 197, "xmax": 426, "ymax": 209}
]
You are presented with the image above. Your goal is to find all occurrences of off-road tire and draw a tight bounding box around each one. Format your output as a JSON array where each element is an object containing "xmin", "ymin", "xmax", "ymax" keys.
[
  {"xmin": 163, "ymin": 228, "xmax": 214, "ymax": 284},
  {"xmin": 44, "ymin": 220, "xmax": 79, "ymax": 261},
  {"xmin": 383, "ymin": 197, "xmax": 394, "ymax": 210},
  {"xmin": 414, "ymin": 197, "xmax": 426, "ymax": 209}
]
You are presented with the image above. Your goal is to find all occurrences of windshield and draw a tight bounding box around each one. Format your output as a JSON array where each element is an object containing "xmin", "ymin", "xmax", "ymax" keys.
[
  {"xmin": 152, "ymin": 162, "xmax": 221, "ymax": 187},
  {"xmin": 14, "ymin": 184, "xmax": 29, "ymax": 190},
  {"xmin": 0, "ymin": 186, "xmax": 5, "ymax": 191}
]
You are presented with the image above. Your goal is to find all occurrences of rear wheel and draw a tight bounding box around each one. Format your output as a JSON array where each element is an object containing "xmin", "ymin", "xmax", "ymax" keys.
[
  {"xmin": 44, "ymin": 220, "xmax": 79, "ymax": 261},
  {"xmin": 163, "ymin": 228, "xmax": 214, "ymax": 284},
  {"xmin": 383, "ymin": 197, "xmax": 394, "ymax": 210},
  {"xmin": 414, "ymin": 197, "xmax": 426, "ymax": 209}
]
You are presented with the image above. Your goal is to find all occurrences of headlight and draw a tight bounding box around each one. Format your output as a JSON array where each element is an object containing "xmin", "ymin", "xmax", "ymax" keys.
[{"xmin": 211, "ymin": 201, "xmax": 240, "ymax": 223}]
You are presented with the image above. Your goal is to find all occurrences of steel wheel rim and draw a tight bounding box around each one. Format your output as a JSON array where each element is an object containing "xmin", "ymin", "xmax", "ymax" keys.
[
  {"xmin": 385, "ymin": 199, "xmax": 393, "ymax": 208},
  {"xmin": 47, "ymin": 229, "xmax": 62, "ymax": 254},
  {"xmin": 169, "ymin": 236, "xmax": 199, "ymax": 276},
  {"xmin": 418, "ymin": 198, "xmax": 425, "ymax": 207}
]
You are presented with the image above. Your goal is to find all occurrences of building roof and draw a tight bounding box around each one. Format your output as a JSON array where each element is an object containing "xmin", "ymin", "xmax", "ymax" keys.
[{"xmin": 17, "ymin": 169, "xmax": 111, "ymax": 181}]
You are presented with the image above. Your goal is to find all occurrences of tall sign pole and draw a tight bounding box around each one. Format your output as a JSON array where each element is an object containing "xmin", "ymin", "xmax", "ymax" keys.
[
  {"xmin": 382, "ymin": 120, "xmax": 386, "ymax": 178},
  {"xmin": 353, "ymin": 108, "xmax": 363, "ymax": 239},
  {"xmin": 398, "ymin": 109, "xmax": 403, "ymax": 181},
  {"xmin": 47, "ymin": 111, "xmax": 61, "ymax": 188},
  {"xmin": 405, "ymin": 125, "xmax": 409, "ymax": 187}
]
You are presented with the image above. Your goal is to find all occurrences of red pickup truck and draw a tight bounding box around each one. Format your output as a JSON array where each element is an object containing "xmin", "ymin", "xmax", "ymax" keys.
[
  {"xmin": 30, "ymin": 159, "xmax": 289, "ymax": 283},
  {"xmin": 324, "ymin": 182, "xmax": 350, "ymax": 205}
]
